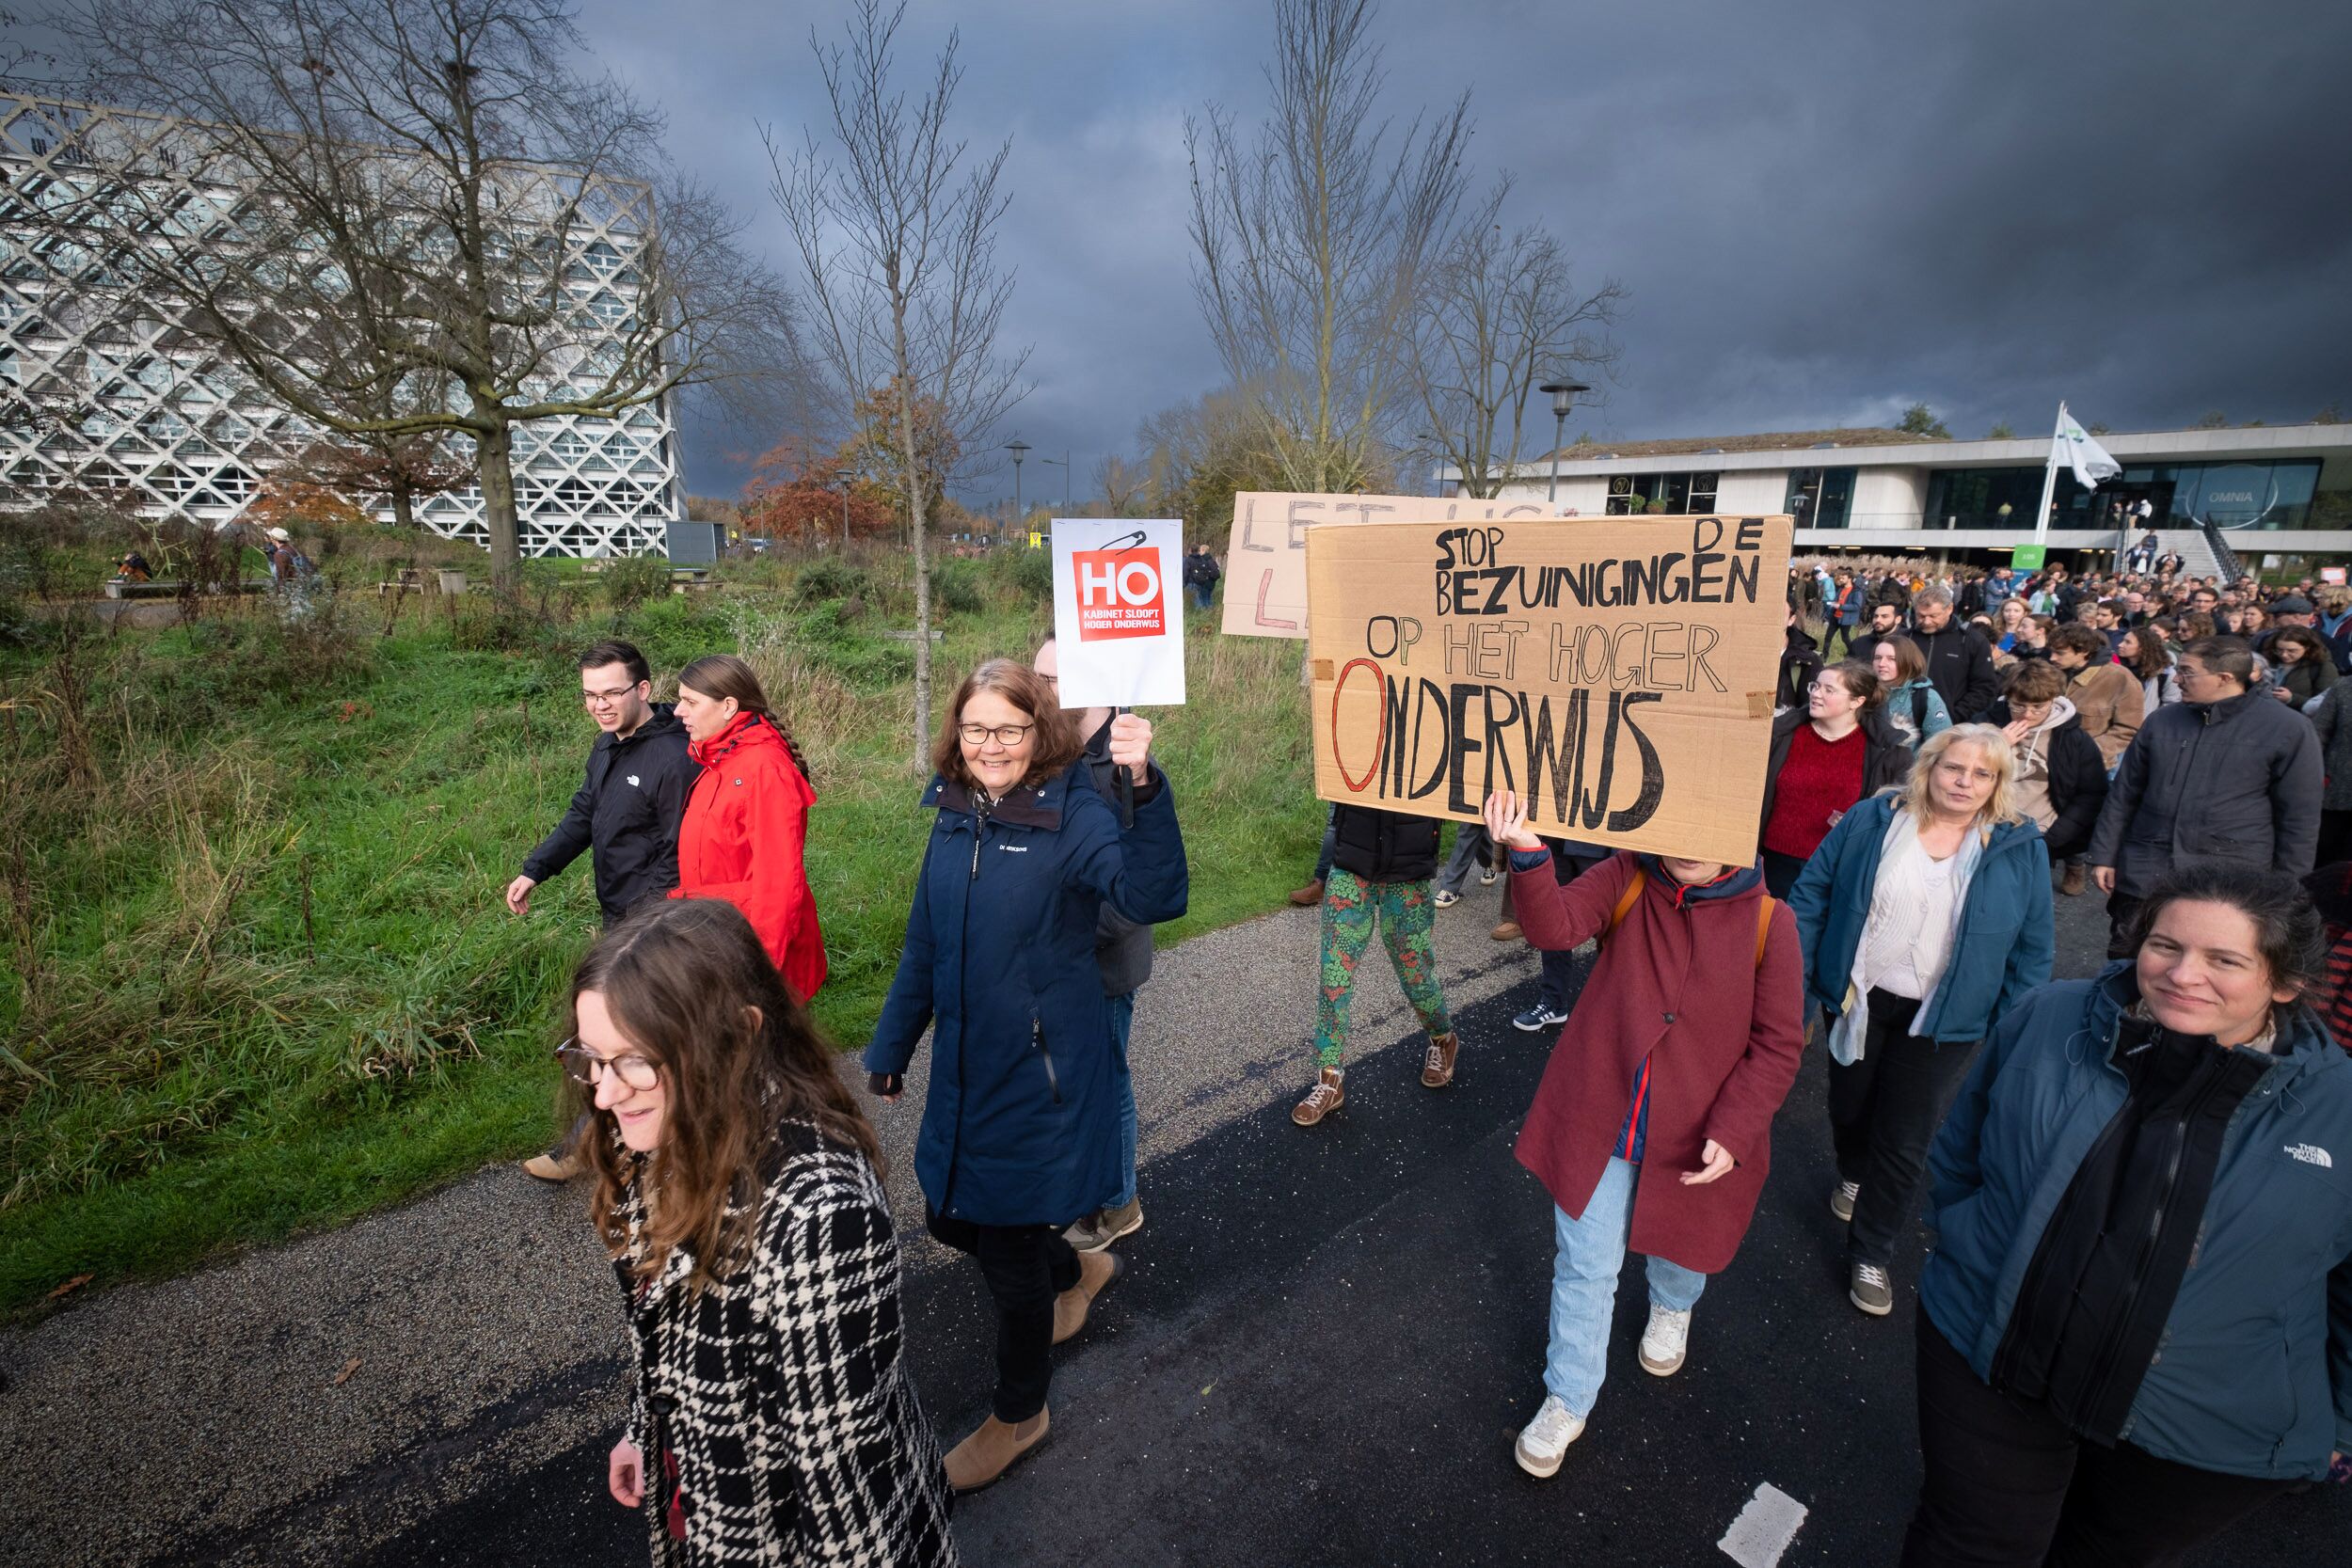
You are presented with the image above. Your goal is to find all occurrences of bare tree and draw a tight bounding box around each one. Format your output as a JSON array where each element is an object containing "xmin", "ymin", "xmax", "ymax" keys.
[
  {"xmin": 1407, "ymin": 177, "xmax": 1622, "ymax": 499},
  {"xmin": 769, "ymin": 0, "xmax": 1026, "ymax": 764},
  {"xmin": 1092, "ymin": 451, "xmax": 1149, "ymax": 518},
  {"xmin": 43, "ymin": 0, "xmax": 790, "ymax": 584},
  {"xmin": 1185, "ymin": 0, "xmax": 1470, "ymax": 493}
]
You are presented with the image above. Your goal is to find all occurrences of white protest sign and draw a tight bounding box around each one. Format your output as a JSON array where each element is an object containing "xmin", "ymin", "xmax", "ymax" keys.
[{"xmin": 1050, "ymin": 518, "xmax": 1187, "ymax": 708}]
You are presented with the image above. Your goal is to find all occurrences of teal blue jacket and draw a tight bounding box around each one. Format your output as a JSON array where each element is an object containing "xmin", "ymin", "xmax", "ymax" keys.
[
  {"xmin": 1920, "ymin": 966, "xmax": 2352, "ymax": 1479},
  {"xmin": 1787, "ymin": 793, "xmax": 2054, "ymax": 1043}
]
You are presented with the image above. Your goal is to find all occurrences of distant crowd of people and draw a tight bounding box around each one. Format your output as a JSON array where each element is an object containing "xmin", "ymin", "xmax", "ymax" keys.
[{"xmin": 497, "ymin": 529, "xmax": 2352, "ymax": 1565}]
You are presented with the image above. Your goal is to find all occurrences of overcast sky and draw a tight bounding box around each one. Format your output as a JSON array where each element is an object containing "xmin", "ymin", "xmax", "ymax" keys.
[{"xmin": 218, "ymin": 1, "xmax": 2352, "ymax": 506}]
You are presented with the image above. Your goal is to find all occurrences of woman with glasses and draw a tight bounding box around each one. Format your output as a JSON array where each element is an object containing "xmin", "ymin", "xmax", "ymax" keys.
[
  {"xmin": 669, "ymin": 655, "xmax": 826, "ymax": 1004},
  {"xmin": 864, "ymin": 658, "xmax": 1187, "ymax": 1493},
  {"xmin": 1756, "ymin": 659, "xmax": 1913, "ymax": 897},
  {"xmin": 1789, "ymin": 725, "xmax": 2054, "ymax": 1320},
  {"xmin": 567, "ymin": 898, "xmax": 957, "ymax": 1567}
]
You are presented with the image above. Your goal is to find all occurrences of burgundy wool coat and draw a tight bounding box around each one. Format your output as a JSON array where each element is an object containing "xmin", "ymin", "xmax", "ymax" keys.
[{"xmin": 1510, "ymin": 850, "xmax": 1807, "ymax": 1275}]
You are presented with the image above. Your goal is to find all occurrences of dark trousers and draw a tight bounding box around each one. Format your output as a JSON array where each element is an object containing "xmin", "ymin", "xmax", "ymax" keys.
[
  {"xmin": 1539, "ymin": 851, "xmax": 1610, "ymax": 1008},
  {"xmin": 2317, "ymin": 808, "xmax": 2352, "ymax": 870},
  {"xmin": 2105, "ymin": 891, "xmax": 2145, "ymax": 961},
  {"xmin": 1827, "ymin": 990, "xmax": 1979, "ymax": 1268},
  {"xmin": 1762, "ymin": 848, "xmax": 1810, "ymax": 899},
  {"xmin": 1902, "ymin": 1305, "xmax": 2294, "ymax": 1566},
  {"xmin": 1311, "ymin": 804, "xmax": 1338, "ymax": 884},
  {"xmin": 926, "ymin": 1210, "xmax": 1081, "ymax": 1423}
]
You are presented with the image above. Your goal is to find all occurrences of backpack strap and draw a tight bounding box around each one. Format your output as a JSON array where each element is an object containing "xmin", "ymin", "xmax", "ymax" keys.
[
  {"xmin": 1755, "ymin": 895, "xmax": 1775, "ymax": 969},
  {"xmin": 1605, "ymin": 867, "xmax": 1647, "ymax": 937},
  {"xmin": 1912, "ymin": 685, "xmax": 1931, "ymax": 737}
]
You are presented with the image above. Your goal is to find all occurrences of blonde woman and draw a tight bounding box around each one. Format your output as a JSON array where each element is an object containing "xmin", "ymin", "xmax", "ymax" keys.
[{"xmin": 1787, "ymin": 726, "xmax": 2055, "ymax": 1318}]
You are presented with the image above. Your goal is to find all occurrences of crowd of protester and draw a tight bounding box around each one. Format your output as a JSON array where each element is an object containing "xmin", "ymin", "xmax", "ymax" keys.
[{"xmin": 499, "ymin": 530, "xmax": 2352, "ymax": 1564}]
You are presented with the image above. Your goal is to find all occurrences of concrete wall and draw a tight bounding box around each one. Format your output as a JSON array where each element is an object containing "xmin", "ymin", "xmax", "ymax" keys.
[
  {"xmin": 1851, "ymin": 467, "xmax": 1928, "ymax": 530},
  {"xmin": 1718, "ymin": 469, "xmax": 1787, "ymax": 514}
]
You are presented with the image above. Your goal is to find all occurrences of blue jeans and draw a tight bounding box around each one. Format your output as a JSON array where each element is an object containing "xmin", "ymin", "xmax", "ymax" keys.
[
  {"xmin": 1109, "ymin": 990, "xmax": 1137, "ymax": 1209},
  {"xmin": 1545, "ymin": 1157, "xmax": 1708, "ymax": 1417},
  {"xmin": 1311, "ymin": 802, "xmax": 1338, "ymax": 883},
  {"xmin": 1186, "ymin": 581, "xmax": 1213, "ymax": 610}
]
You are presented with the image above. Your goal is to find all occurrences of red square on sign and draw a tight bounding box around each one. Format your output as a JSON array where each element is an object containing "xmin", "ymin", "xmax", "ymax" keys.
[{"xmin": 1072, "ymin": 549, "xmax": 1167, "ymax": 641}]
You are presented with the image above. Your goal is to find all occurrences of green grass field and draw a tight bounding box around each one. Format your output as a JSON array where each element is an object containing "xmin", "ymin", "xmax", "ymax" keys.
[{"xmin": 0, "ymin": 546, "xmax": 1323, "ymax": 1314}]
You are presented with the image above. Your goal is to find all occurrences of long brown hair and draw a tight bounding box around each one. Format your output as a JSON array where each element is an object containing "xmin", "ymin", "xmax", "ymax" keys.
[
  {"xmin": 930, "ymin": 657, "xmax": 1083, "ymax": 790},
  {"xmin": 571, "ymin": 898, "xmax": 880, "ymax": 1291},
  {"xmin": 677, "ymin": 653, "xmax": 812, "ymax": 782}
]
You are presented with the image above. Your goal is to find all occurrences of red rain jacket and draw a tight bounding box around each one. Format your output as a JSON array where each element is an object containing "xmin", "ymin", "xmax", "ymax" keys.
[
  {"xmin": 1510, "ymin": 851, "xmax": 1805, "ymax": 1275},
  {"xmin": 671, "ymin": 712, "xmax": 826, "ymax": 1002}
]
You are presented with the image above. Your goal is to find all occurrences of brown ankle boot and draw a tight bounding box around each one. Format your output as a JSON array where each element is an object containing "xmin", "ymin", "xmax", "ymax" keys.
[
  {"xmin": 1287, "ymin": 879, "xmax": 1327, "ymax": 907},
  {"xmin": 1052, "ymin": 1248, "xmax": 1125, "ymax": 1344},
  {"xmin": 944, "ymin": 1408, "xmax": 1051, "ymax": 1492},
  {"xmin": 2059, "ymin": 862, "xmax": 2087, "ymax": 896},
  {"xmin": 1292, "ymin": 1067, "xmax": 1345, "ymax": 1125},
  {"xmin": 1421, "ymin": 1030, "xmax": 1460, "ymax": 1088}
]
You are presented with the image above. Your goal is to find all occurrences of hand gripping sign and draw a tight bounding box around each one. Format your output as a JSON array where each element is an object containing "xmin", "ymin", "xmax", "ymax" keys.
[
  {"xmin": 1051, "ymin": 518, "xmax": 1187, "ymax": 708},
  {"xmin": 1307, "ymin": 514, "xmax": 1793, "ymax": 868}
]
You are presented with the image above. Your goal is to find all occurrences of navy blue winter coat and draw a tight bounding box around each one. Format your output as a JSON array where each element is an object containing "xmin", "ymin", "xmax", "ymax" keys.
[
  {"xmin": 1788, "ymin": 792, "xmax": 2054, "ymax": 1043},
  {"xmin": 1920, "ymin": 965, "xmax": 2352, "ymax": 1480},
  {"xmin": 864, "ymin": 760, "xmax": 1188, "ymax": 1227}
]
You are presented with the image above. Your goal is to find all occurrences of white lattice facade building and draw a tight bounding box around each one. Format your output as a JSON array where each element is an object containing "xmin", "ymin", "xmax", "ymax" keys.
[{"xmin": 0, "ymin": 94, "xmax": 684, "ymax": 557}]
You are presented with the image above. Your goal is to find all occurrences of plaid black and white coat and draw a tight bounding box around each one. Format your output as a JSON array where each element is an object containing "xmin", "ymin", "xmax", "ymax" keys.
[{"xmin": 614, "ymin": 1121, "xmax": 957, "ymax": 1567}]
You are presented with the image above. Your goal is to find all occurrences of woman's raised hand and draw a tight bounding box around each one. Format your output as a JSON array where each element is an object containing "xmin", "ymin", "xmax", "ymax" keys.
[{"xmin": 1482, "ymin": 789, "xmax": 1544, "ymax": 852}]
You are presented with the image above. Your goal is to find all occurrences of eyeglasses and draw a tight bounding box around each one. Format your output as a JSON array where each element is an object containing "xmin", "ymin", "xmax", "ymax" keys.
[
  {"xmin": 958, "ymin": 722, "xmax": 1035, "ymax": 747},
  {"xmin": 554, "ymin": 1037, "xmax": 660, "ymax": 1090},
  {"xmin": 581, "ymin": 684, "xmax": 641, "ymax": 709},
  {"xmin": 1807, "ymin": 680, "xmax": 1850, "ymax": 696}
]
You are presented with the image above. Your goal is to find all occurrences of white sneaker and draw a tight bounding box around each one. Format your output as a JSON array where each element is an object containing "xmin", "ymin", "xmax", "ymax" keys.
[
  {"xmin": 1434, "ymin": 888, "xmax": 1460, "ymax": 909},
  {"xmin": 1638, "ymin": 1305, "xmax": 1692, "ymax": 1376},
  {"xmin": 1513, "ymin": 1393, "xmax": 1584, "ymax": 1478}
]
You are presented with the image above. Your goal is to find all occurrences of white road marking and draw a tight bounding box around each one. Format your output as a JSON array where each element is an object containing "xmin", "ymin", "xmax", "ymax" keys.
[{"xmin": 1718, "ymin": 1481, "xmax": 1808, "ymax": 1568}]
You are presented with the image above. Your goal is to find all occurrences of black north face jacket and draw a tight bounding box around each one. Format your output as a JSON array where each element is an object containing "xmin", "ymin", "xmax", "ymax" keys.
[{"xmin": 522, "ymin": 703, "xmax": 696, "ymax": 923}]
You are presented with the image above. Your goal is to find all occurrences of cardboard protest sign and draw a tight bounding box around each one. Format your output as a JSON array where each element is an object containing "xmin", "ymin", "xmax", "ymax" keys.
[
  {"xmin": 1051, "ymin": 518, "xmax": 1187, "ymax": 708},
  {"xmin": 1219, "ymin": 491, "xmax": 1580, "ymax": 640},
  {"xmin": 1307, "ymin": 515, "xmax": 1794, "ymax": 867}
]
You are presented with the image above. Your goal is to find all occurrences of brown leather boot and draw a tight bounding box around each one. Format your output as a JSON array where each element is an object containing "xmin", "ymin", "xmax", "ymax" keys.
[
  {"xmin": 1052, "ymin": 1248, "xmax": 1125, "ymax": 1344},
  {"xmin": 1421, "ymin": 1030, "xmax": 1460, "ymax": 1088},
  {"xmin": 1491, "ymin": 920, "xmax": 1522, "ymax": 942},
  {"xmin": 1292, "ymin": 1067, "xmax": 1345, "ymax": 1126},
  {"xmin": 944, "ymin": 1408, "xmax": 1051, "ymax": 1492},
  {"xmin": 1287, "ymin": 879, "xmax": 1326, "ymax": 907},
  {"xmin": 2059, "ymin": 862, "xmax": 2087, "ymax": 896}
]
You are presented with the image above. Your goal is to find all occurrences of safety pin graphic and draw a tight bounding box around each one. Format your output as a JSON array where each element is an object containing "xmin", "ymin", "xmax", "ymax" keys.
[{"xmin": 1102, "ymin": 529, "xmax": 1149, "ymax": 554}]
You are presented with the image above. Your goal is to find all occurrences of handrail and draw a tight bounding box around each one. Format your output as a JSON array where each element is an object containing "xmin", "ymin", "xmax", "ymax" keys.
[{"xmin": 2196, "ymin": 515, "xmax": 2244, "ymax": 582}]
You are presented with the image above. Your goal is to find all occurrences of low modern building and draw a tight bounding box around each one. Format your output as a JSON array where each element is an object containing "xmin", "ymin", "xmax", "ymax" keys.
[
  {"xmin": 0, "ymin": 93, "xmax": 686, "ymax": 556},
  {"xmin": 1486, "ymin": 420, "xmax": 2352, "ymax": 577}
]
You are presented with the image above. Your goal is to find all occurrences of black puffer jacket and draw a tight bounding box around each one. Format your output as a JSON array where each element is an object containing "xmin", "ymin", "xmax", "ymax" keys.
[
  {"xmin": 1985, "ymin": 697, "xmax": 2109, "ymax": 862},
  {"xmin": 522, "ymin": 704, "xmax": 696, "ymax": 924},
  {"xmin": 1329, "ymin": 803, "xmax": 1441, "ymax": 883}
]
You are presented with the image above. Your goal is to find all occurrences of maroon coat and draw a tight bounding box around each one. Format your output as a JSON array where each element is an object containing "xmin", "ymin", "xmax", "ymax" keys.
[{"xmin": 1510, "ymin": 851, "xmax": 1806, "ymax": 1275}]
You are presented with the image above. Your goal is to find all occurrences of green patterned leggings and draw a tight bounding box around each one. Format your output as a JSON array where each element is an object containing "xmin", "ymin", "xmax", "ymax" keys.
[{"xmin": 1316, "ymin": 868, "xmax": 1454, "ymax": 1069}]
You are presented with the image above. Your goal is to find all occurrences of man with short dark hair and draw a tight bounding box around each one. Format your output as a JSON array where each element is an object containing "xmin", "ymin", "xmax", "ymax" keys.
[
  {"xmin": 2088, "ymin": 636, "xmax": 2323, "ymax": 957},
  {"xmin": 1849, "ymin": 600, "xmax": 1904, "ymax": 669},
  {"xmin": 506, "ymin": 639, "xmax": 696, "ymax": 1180},
  {"xmin": 1907, "ymin": 587, "xmax": 1999, "ymax": 721}
]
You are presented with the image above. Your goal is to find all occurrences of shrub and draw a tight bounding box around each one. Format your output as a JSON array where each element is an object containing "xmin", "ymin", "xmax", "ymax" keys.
[
  {"xmin": 930, "ymin": 560, "xmax": 984, "ymax": 615},
  {"xmin": 598, "ymin": 555, "xmax": 670, "ymax": 613},
  {"xmin": 986, "ymin": 546, "xmax": 1053, "ymax": 602},
  {"xmin": 793, "ymin": 559, "xmax": 874, "ymax": 607}
]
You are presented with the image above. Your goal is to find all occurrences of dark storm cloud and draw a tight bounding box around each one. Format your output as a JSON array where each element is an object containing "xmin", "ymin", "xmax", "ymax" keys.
[{"xmin": 569, "ymin": 0, "xmax": 2352, "ymax": 502}]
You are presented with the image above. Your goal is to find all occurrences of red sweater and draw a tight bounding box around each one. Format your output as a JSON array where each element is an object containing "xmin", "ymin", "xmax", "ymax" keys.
[
  {"xmin": 671, "ymin": 712, "xmax": 827, "ymax": 1003},
  {"xmin": 1761, "ymin": 722, "xmax": 1866, "ymax": 860}
]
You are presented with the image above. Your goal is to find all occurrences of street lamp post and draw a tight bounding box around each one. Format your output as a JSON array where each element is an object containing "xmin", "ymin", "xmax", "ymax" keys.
[
  {"xmin": 1538, "ymin": 380, "xmax": 1590, "ymax": 503},
  {"xmin": 1006, "ymin": 439, "xmax": 1030, "ymax": 537},
  {"xmin": 1040, "ymin": 449, "xmax": 1073, "ymax": 511}
]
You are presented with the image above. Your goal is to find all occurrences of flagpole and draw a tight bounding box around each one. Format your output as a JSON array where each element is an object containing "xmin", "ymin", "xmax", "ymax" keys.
[{"xmin": 2031, "ymin": 402, "xmax": 2064, "ymax": 545}]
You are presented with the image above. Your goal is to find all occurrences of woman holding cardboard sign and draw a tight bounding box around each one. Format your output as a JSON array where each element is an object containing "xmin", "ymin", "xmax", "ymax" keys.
[{"xmin": 1481, "ymin": 787, "xmax": 1805, "ymax": 1478}]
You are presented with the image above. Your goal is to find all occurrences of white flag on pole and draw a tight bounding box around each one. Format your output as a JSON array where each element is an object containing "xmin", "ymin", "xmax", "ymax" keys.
[{"xmin": 2057, "ymin": 404, "xmax": 2121, "ymax": 491}]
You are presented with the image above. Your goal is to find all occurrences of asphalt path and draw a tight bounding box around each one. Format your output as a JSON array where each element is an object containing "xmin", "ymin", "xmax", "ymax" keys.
[{"xmin": 332, "ymin": 890, "xmax": 2344, "ymax": 1568}]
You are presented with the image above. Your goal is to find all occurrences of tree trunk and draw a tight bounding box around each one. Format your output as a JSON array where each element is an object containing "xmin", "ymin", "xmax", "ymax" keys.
[
  {"xmin": 472, "ymin": 416, "xmax": 522, "ymax": 590},
  {"xmin": 903, "ymin": 413, "xmax": 932, "ymax": 769},
  {"xmin": 389, "ymin": 479, "xmax": 418, "ymax": 534}
]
